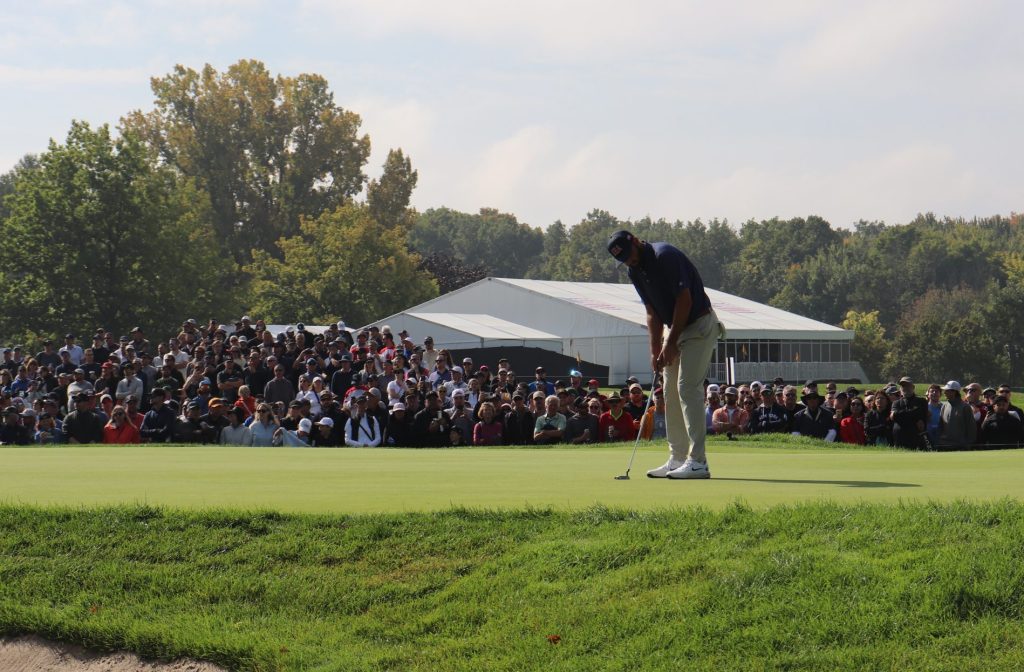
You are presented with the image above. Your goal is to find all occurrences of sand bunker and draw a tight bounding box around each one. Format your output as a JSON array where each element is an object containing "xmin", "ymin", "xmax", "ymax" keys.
[{"xmin": 0, "ymin": 636, "xmax": 226, "ymax": 672}]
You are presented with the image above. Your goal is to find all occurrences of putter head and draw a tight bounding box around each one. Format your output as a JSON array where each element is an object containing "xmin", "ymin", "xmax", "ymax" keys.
[{"xmin": 613, "ymin": 474, "xmax": 630, "ymax": 480}]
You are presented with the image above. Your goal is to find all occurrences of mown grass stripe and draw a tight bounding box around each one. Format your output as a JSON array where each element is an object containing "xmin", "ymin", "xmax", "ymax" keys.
[{"xmin": 3, "ymin": 502, "xmax": 1024, "ymax": 670}]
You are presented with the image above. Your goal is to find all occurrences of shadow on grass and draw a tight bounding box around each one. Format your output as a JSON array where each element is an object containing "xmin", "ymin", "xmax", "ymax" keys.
[{"xmin": 713, "ymin": 478, "xmax": 921, "ymax": 488}]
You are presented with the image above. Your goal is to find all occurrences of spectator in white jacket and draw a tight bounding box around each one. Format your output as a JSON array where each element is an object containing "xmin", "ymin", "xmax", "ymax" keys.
[{"xmin": 344, "ymin": 394, "xmax": 381, "ymax": 447}]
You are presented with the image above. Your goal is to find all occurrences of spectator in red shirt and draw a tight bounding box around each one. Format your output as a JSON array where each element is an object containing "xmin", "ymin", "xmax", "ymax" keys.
[
  {"xmin": 103, "ymin": 405, "xmax": 140, "ymax": 444},
  {"xmin": 599, "ymin": 393, "xmax": 636, "ymax": 442},
  {"xmin": 839, "ymin": 396, "xmax": 867, "ymax": 445}
]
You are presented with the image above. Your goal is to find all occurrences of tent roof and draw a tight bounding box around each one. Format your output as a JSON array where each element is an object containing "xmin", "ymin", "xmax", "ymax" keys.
[
  {"xmin": 489, "ymin": 279, "xmax": 850, "ymax": 339},
  {"xmin": 368, "ymin": 278, "xmax": 851, "ymax": 341},
  {"xmin": 405, "ymin": 313, "xmax": 561, "ymax": 340}
]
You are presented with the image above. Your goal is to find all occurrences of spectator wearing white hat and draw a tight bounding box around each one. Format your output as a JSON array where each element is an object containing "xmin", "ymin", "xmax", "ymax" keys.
[
  {"xmin": 275, "ymin": 417, "xmax": 313, "ymax": 447},
  {"xmin": 443, "ymin": 366, "xmax": 468, "ymax": 397},
  {"xmin": 386, "ymin": 402, "xmax": 413, "ymax": 446},
  {"xmin": 311, "ymin": 417, "xmax": 340, "ymax": 447},
  {"xmin": 939, "ymin": 381, "xmax": 976, "ymax": 448}
]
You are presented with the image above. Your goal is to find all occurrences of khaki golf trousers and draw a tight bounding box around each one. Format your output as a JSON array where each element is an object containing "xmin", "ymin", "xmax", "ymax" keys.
[{"xmin": 662, "ymin": 310, "xmax": 724, "ymax": 463}]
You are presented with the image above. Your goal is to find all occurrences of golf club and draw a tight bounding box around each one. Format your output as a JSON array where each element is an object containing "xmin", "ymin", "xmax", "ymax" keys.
[{"xmin": 614, "ymin": 370, "xmax": 658, "ymax": 480}]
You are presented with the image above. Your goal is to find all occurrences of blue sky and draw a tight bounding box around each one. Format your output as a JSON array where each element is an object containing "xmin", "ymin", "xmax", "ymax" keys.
[{"xmin": 1, "ymin": 0, "xmax": 1020, "ymax": 229}]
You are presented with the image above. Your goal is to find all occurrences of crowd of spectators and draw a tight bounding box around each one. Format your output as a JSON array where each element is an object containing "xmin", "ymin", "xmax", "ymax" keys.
[
  {"xmin": 1, "ymin": 318, "xmax": 1019, "ymax": 450},
  {"xmin": 705, "ymin": 377, "xmax": 1024, "ymax": 449},
  {"xmin": 0, "ymin": 317, "xmax": 666, "ymax": 447}
]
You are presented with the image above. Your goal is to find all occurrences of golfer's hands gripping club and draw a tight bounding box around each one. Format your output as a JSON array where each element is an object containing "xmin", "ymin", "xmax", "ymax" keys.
[{"xmin": 654, "ymin": 341, "xmax": 680, "ymax": 370}]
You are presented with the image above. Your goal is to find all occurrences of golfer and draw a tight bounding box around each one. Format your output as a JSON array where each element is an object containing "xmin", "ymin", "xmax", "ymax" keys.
[{"xmin": 607, "ymin": 230, "xmax": 724, "ymax": 479}]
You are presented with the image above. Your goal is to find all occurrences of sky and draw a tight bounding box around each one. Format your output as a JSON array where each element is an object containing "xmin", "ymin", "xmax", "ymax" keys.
[{"xmin": 1, "ymin": 0, "xmax": 1021, "ymax": 230}]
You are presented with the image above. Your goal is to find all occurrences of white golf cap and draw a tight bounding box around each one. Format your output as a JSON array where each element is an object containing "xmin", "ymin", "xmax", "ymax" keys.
[
  {"xmin": 942, "ymin": 380, "xmax": 962, "ymax": 391},
  {"xmin": 298, "ymin": 418, "xmax": 313, "ymax": 433},
  {"xmin": 316, "ymin": 417, "xmax": 334, "ymax": 427},
  {"xmin": 392, "ymin": 402, "xmax": 406, "ymax": 411}
]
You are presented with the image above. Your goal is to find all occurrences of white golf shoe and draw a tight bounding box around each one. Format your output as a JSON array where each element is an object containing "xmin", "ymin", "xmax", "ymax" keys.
[
  {"xmin": 646, "ymin": 458, "xmax": 685, "ymax": 478},
  {"xmin": 667, "ymin": 458, "xmax": 711, "ymax": 480}
]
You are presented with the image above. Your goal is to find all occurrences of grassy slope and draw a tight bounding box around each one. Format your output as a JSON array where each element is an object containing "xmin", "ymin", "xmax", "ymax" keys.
[
  {"xmin": 3, "ymin": 502, "xmax": 1024, "ymax": 671},
  {"xmin": 1, "ymin": 437, "xmax": 1023, "ymax": 512}
]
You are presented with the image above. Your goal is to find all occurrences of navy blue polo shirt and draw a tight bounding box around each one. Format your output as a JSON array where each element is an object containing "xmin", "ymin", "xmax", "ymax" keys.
[{"xmin": 627, "ymin": 242, "xmax": 711, "ymax": 328}]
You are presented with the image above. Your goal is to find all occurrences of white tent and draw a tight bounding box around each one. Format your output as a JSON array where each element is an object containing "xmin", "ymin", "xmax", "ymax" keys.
[{"xmin": 367, "ymin": 278, "xmax": 863, "ymax": 384}]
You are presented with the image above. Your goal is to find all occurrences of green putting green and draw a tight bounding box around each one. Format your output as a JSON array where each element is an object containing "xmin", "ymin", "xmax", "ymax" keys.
[{"xmin": 1, "ymin": 441, "xmax": 1021, "ymax": 513}]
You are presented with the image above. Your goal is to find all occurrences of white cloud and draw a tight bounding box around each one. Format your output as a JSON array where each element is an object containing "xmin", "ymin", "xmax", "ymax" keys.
[
  {"xmin": 346, "ymin": 96, "xmax": 437, "ymax": 176},
  {"xmin": 0, "ymin": 64, "xmax": 147, "ymax": 87},
  {"xmin": 461, "ymin": 124, "xmax": 556, "ymax": 207},
  {"xmin": 657, "ymin": 143, "xmax": 981, "ymax": 227}
]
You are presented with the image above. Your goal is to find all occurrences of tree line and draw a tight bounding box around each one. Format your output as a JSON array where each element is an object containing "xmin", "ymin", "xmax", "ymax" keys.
[{"xmin": 1, "ymin": 60, "xmax": 1021, "ymax": 384}]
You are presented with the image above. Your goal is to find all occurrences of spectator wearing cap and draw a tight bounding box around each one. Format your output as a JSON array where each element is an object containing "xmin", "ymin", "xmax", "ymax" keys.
[
  {"xmin": 475, "ymin": 365, "xmax": 492, "ymax": 390},
  {"xmin": 199, "ymin": 398, "xmax": 230, "ymax": 444},
  {"xmin": 420, "ymin": 336, "xmax": 438, "ymax": 371},
  {"xmin": 344, "ymin": 392, "xmax": 382, "ymax": 447},
  {"xmin": 62, "ymin": 392, "xmax": 105, "ymax": 444},
  {"xmin": 236, "ymin": 316, "xmax": 257, "ymax": 342},
  {"xmin": 447, "ymin": 388, "xmax": 474, "ymax": 438},
  {"xmin": 216, "ymin": 358, "xmax": 243, "ymax": 404},
  {"xmin": 791, "ymin": 390, "xmax": 837, "ymax": 441},
  {"xmin": 55, "ymin": 349, "xmax": 78, "ymax": 377},
  {"xmin": 103, "ymin": 405, "xmax": 140, "ymax": 444},
  {"xmin": 124, "ymin": 395, "xmax": 145, "ymax": 430},
  {"xmin": 176, "ymin": 402, "xmax": 205, "ymax": 443},
  {"xmin": 34, "ymin": 412, "xmax": 63, "ymax": 444},
  {"xmin": 996, "ymin": 384, "xmax": 1024, "ymax": 421},
  {"xmin": 0, "ymin": 406, "xmax": 32, "ymax": 445},
  {"xmin": 638, "ymin": 387, "xmax": 668, "ymax": 440},
  {"xmin": 711, "ymin": 387, "xmax": 748, "ymax": 436},
  {"xmin": 963, "ymin": 383, "xmax": 989, "ymax": 433},
  {"xmin": 490, "ymin": 368, "xmax": 515, "ymax": 401},
  {"xmin": 564, "ymin": 397, "xmax": 598, "ymax": 444},
  {"xmin": 504, "ymin": 392, "xmax": 535, "ymax": 445},
  {"xmin": 830, "ymin": 392, "xmax": 851, "ymax": 423},
  {"xmin": 66, "ymin": 368, "xmax": 95, "ymax": 413},
  {"xmin": 443, "ymin": 366, "xmax": 468, "ymax": 398},
  {"xmin": 705, "ymin": 385, "xmax": 721, "ymax": 434},
  {"xmin": 565, "ymin": 370, "xmax": 586, "ymax": 399},
  {"xmin": 528, "ymin": 366, "xmax": 555, "ymax": 397},
  {"xmin": 411, "ymin": 391, "xmax": 450, "ymax": 447},
  {"xmin": 386, "ymin": 402, "xmax": 414, "ymax": 447},
  {"xmin": 140, "ymin": 388, "xmax": 177, "ymax": 443},
  {"xmin": 939, "ymin": 381, "xmax": 976, "ymax": 448},
  {"xmin": 275, "ymin": 417, "xmax": 313, "ymax": 447},
  {"xmin": 328, "ymin": 353, "xmax": 355, "ymax": 398},
  {"xmin": 309, "ymin": 416, "xmax": 339, "ymax": 447},
  {"xmin": 890, "ymin": 377, "xmax": 928, "ymax": 449},
  {"xmin": 598, "ymin": 392, "xmax": 635, "ymax": 443},
  {"xmin": 129, "ymin": 327, "xmax": 150, "ymax": 356},
  {"xmin": 220, "ymin": 407, "xmax": 252, "ymax": 446},
  {"xmin": 114, "ymin": 363, "xmax": 144, "ymax": 407},
  {"xmin": 35, "ymin": 340, "xmax": 62, "ymax": 369},
  {"xmin": 750, "ymin": 386, "xmax": 788, "ymax": 434},
  {"xmin": 980, "ymin": 395, "xmax": 1024, "ymax": 447},
  {"xmin": 457, "ymin": 356, "xmax": 473, "ymax": 378},
  {"xmin": 624, "ymin": 383, "xmax": 648, "ymax": 421}
]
